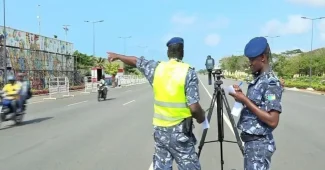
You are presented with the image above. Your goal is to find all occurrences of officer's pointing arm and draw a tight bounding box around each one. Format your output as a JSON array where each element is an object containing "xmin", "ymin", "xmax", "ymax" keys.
[
  {"xmin": 113, "ymin": 55, "xmax": 138, "ymax": 67},
  {"xmin": 186, "ymin": 69, "xmax": 205, "ymax": 123}
]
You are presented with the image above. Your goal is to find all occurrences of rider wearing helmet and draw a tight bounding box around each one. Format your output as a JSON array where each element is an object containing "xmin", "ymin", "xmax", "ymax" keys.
[
  {"xmin": 2, "ymin": 75, "xmax": 22, "ymax": 114},
  {"xmin": 16, "ymin": 72, "xmax": 31, "ymax": 112}
]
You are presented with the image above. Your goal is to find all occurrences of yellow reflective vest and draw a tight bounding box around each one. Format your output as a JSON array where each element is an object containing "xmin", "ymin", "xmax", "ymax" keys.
[{"xmin": 152, "ymin": 59, "xmax": 192, "ymax": 127}]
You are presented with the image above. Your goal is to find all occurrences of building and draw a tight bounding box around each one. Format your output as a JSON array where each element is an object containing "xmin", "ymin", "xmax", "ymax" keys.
[{"xmin": 0, "ymin": 26, "xmax": 75, "ymax": 89}]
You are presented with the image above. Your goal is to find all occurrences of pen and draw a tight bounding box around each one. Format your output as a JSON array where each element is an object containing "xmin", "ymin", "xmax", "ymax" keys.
[{"xmin": 238, "ymin": 81, "xmax": 243, "ymax": 87}]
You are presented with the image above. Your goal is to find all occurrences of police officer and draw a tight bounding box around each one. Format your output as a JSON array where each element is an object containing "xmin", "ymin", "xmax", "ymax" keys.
[
  {"xmin": 228, "ymin": 37, "xmax": 282, "ymax": 170},
  {"xmin": 108, "ymin": 37, "xmax": 205, "ymax": 170}
]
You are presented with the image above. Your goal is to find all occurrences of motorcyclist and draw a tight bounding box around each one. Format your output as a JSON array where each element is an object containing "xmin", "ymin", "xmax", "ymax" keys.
[
  {"xmin": 98, "ymin": 75, "xmax": 108, "ymax": 95},
  {"xmin": 16, "ymin": 72, "xmax": 32, "ymax": 112},
  {"xmin": 2, "ymin": 75, "xmax": 22, "ymax": 115}
]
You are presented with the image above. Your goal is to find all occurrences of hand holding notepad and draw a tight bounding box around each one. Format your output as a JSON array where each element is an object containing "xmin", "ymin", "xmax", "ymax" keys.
[{"xmin": 226, "ymin": 83, "xmax": 244, "ymax": 117}]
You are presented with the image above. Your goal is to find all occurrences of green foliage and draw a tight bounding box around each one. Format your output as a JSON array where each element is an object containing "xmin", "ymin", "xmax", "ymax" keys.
[
  {"xmin": 219, "ymin": 48, "xmax": 325, "ymax": 91},
  {"xmin": 219, "ymin": 55, "xmax": 249, "ymax": 73},
  {"xmin": 73, "ymin": 50, "xmax": 96, "ymax": 70},
  {"xmin": 104, "ymin": 63, "xmax": 119, "ymax": 75}
]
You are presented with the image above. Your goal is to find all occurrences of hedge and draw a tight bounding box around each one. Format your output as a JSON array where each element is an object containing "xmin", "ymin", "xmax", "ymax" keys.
[
  {"xmin": 284, "ymin": 80, "xmax": 325, "ymax": 92},
  {"xmin": 225, "ymin": 75, "xmax": 325, "ymax": 92}
]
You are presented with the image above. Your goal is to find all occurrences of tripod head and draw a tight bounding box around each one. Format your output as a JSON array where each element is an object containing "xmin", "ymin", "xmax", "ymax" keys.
[{"xmin": 209, "ymin": 68, "xmax": 225, "ymax": 88}]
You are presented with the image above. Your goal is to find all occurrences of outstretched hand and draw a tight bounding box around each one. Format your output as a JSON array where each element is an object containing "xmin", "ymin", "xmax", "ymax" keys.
[{"xmin": 107, "ymin": 52, "xmax": 123, "ymax": 62}]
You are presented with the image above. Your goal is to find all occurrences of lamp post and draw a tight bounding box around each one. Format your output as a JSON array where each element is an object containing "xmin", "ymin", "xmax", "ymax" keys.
[
  {"xmin": 138, "ymin": 45, "xmax": 148, "ymax": 58},
  {"xmin": 3, "ymin": 0, "xmax": 7, "ymax": 83},
  {"xmin": 37, "ymin": 4, "xmax": 41, "ymax": 35},
  {"xmin": 63, "ymin": 25, "xmax": 70, "ymax": 42},
  {"xmin": 301, "ymin": 16, "xmax": 325, "ymax": 88},
  {"xmin": 118, "ymin": 36, "xmax": 132, "ymax": 55},
  {"xmin": 264, "ymin": 35, "xmax": 280, "ymax": 47},
  {"xmin": 84, "ymin": 20, "xmax": 104, "ymax": 57}
]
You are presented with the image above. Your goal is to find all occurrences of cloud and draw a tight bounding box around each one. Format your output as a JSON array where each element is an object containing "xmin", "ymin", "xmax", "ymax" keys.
[
  {"xmin": 287, "ymin": 0, "xmax": 325, "ymax": 7},
  {"xmin": 261, "ymin": 15, "xmax": 311, "ymax": 36},
  {"xmin": 204, "ymin": 34, "xmax": 220, "ymax": 47},
  {"xmin": 171, "ymin": 13, "xmax": 198, "ymax": 26}
]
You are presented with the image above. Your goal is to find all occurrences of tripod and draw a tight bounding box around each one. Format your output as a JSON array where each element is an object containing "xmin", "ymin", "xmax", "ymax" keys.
[{"xmin": 197, "ymin": 72, "xmax": 244, "ymax": 170}]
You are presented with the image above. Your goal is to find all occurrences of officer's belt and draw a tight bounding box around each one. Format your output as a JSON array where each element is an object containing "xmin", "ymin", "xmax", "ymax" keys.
[{"xmin": 240, "ymin": 132, "xmax": 266, "ymax": 142}]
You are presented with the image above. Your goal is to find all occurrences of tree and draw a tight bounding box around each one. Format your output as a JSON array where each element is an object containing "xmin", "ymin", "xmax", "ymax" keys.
[
  {"xmin": 104, "ymin": 63, "xmax": 119, "ymax": 76},
  {"xmin": 94, "ymin": 57, "xmax": 106, "ymax": 68}
]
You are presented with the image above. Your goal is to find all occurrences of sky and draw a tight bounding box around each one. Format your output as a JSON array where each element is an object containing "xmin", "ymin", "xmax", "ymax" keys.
[{"xmin": 3, "ymin": 0, "xmax": 325, "ymax": 69}]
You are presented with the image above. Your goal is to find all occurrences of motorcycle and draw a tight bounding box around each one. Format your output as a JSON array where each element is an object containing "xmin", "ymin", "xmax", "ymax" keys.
[
  {"xmin": 97, "ymin": 83, "xmax": 107, "ymax": 101},
  {"xmin": 0, "ymin": 93, "xmax": 26, "ymax": 126}
]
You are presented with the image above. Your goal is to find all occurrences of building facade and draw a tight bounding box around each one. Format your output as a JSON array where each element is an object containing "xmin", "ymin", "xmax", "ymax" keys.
[{"xmin": 0, "ymin": 26, "xmax": 75, "ymax": 89}]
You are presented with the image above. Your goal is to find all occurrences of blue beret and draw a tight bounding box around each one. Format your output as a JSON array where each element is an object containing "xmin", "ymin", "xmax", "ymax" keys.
[
  {"xmin": 244, "ymin": 37, "xmax": 268, "ymax": 58},
  {"xmin": 166, "ymin": 37, "xmax": 184, "ymax": 47}
]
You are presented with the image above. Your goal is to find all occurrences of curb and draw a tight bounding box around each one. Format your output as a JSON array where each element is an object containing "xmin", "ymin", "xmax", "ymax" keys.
[{"xmin": 284, "ymin": 87, "xmax": 325, "ymax": 95}]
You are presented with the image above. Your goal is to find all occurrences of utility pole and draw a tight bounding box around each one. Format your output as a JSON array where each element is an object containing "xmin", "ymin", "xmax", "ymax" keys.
[
  {"xmin": 84, "ymin": 20, "xmax": 104, "ymax": 57},
  {"xmin": 301, "ymin": 16, "xmax": 325, "ymax": 89},
  {"xmin": 63, "ymin": 25, "xmax": 70, "ymax": 42}
]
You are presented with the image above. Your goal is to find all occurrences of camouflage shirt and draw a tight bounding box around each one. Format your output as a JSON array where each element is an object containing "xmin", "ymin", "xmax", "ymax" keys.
[
  {"xmin": 136, "ymin": 57, "xmax": 200, "ymax": 106},
  {"xmin": 237, "ymin": 69, "xmax": 283, "ymax": 136}
]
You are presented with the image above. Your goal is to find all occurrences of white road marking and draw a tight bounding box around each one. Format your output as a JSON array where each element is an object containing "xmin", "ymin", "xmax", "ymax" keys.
[
  {"xmin": 27, "ymin": 101, "xmax": 44, "ymax": 105},
  {"xmin": 149, "ymin": 163, "xmax": 153, "ymax": 170},
  {"xmin": 67, "ymin": 100, "xmax": 88, "ymax": 107},
  {"xmin": 123, "ymin": 100, "xmax": 135, "ymax": 106},
  {"xmin": 199, "ymin": 78, "xmax": 244, "ymax": 147}
]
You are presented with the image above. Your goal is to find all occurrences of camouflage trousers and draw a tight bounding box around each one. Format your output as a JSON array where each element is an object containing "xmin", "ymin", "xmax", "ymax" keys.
[
  {"xmin": 152, "ymin": 124, "xmax": 201, "ymax": 170},
  {"xmin": 244, "ymin": 138, "xmax": 275, "ymax": 170}
]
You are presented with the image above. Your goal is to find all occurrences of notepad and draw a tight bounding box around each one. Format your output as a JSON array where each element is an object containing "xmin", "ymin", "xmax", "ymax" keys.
[{"xmin": 226, "ymin": 85, "xmax": 244, "ymax": 117}]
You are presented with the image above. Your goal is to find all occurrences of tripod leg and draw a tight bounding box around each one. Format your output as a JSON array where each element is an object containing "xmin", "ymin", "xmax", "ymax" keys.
[
  {"xmin": 217, "ymin": 89, "xmax": 224, "ymax": 170},
  {"xmin": 197, "ymin": 90, "xmax": 217, "ymax": 158},
  {"xmin": 221, "ymin": 89, "xmax": 244, "ymax": 155}
]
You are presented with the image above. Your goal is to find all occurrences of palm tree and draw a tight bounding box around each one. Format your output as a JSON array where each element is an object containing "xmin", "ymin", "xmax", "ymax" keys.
[{"xmin": 94, "ymin": 57, "xmax": 106, "ymax": 68}]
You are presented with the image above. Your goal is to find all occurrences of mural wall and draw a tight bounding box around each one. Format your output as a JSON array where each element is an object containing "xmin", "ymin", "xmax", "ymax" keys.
[{"xmin": 0, "ymin": 26, "xmax": 76, "ymax": 89}]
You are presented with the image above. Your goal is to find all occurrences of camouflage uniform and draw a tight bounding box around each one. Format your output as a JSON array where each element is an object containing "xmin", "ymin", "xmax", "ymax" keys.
[
  {"xmin": 136, "ymin": 57, "xmax": 201, "ymax": 170},
  {"xmin": 238, "ymin": 70, "xmax": 282, "ymax": 170}
]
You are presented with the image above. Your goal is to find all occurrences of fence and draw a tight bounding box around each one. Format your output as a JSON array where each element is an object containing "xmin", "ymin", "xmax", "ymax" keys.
[
  {"xmin": 43, "ymin": 77, "xmax": 74, "ymax": 100},
  {"xmin": 118, "ymin": 75, "xmax": 147, "ymax": 87},
  {"xmin": 81, "ymin": 76, "xmax": 98, "ymax": 93},
  {"xmin": 0, "ymin": 46, "xmax": 84, "ymax": 89}
]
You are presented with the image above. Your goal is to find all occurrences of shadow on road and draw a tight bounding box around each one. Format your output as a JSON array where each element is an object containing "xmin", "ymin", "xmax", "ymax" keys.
[
  {"xmin": 0, "ymin": 116, "xmax": 53, "ymax": 130},
  {"xmin": 105, "ymin": 98, "xmax": 116, "ymax": 101}
]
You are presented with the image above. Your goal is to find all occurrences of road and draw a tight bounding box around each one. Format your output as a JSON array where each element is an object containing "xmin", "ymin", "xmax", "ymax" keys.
[{"xmin": 0, "ymin": 75, "xmax": 324, "ymax": 170}]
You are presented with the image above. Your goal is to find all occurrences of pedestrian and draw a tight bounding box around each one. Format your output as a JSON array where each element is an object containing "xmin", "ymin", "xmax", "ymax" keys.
[
  {"xmin": 108, "ymin": 37, "xmax": 205, "ymax": 170},
  {"xmin": 228, "ymin": 37, "xmax": 283, "ymax": 170}
]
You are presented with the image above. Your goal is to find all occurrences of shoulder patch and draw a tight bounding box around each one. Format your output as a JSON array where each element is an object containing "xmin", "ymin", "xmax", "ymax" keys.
[{"xmin": 268, "ymin": 77, "xmax": 278, "ymax": 86}]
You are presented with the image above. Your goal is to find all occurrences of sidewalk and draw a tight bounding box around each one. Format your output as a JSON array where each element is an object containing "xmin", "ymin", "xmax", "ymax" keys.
[{"xmin": 284, "ymin": 87, "xmax": 325, "ymax": 96}]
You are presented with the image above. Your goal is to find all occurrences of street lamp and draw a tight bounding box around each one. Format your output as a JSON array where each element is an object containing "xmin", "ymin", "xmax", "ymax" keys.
[
  {"xmin": 264, "ymin": 35, "xmax": 280, "ymax": 47},
  {"xmin": 138, "ymin": 45, "xmax": 148, "ymax": 57},
  {"xmin": 2, "ymin": 0, "xmax": 7, "ymax": 83},
  {"xmin": 118, "ymin": 36, "xmax": 132, "ymax": 55},
  {"xmin": 301, "ymin": 16, "xmax": 325, "ymax": 88},
  {"xmin": 63, "ymin": 25, "xmax": 70, "ymax": 42},
  {"xmin": 84, "ymin": 20, "xmax": 104, "ymax": 57},
  {"xmin": 37, "ymin": 4, "xmax": 41, "ymax": 35}
]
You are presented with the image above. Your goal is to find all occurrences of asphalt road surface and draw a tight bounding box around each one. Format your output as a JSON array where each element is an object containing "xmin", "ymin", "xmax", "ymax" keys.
[{"xmin": 0, "ymin": 75, "xmax": 324, "ymax": 170}]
